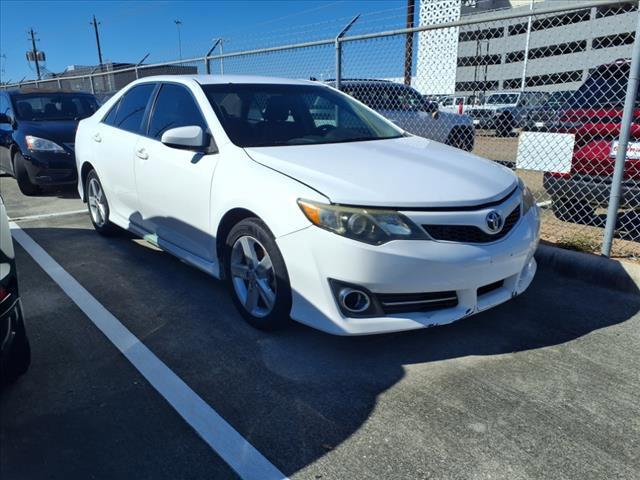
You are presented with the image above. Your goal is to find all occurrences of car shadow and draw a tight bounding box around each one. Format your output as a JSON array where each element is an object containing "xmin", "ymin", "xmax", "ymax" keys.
[{"xmin": 13, "ymin": 219, "xmax": 640, "ymax": 478}]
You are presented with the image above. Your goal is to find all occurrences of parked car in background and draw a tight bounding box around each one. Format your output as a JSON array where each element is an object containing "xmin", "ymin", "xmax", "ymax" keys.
[
  {"xmin": 0, "ymin": 195, "xmax": 30, "ymax": 383},
  {"xmin": 543, "ymin": 59, "xmax": 640, "ymax": 222},
  {"xmin": 0, "ymin": 89, "xmax": 99, "ymax": 195},
  {"xmin": 438, "ymin": 95, "xmax": 482, "ymax": 113},
  {"xmin": 335, "ymin": 80, "xmax": 475, "ymax": 151},
  {"xmin": 75, "ymin": 75, "xmax": 539, "ymax": 335},
  {"xmin": 467, "ymin": 91, "xmax": 549, "ymax": 136},
  {"xmin": 523, "ymin": 90, "xmax": 575, "ymax": 132}
]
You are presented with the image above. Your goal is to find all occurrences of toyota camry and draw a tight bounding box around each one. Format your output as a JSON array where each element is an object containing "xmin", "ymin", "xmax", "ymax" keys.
[{"xmin": 75, "ymin": 75, "xmax": 540, "ymax": 335}]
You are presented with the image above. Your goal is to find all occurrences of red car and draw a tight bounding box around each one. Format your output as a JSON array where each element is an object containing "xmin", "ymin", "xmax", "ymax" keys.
[{"xmin": 543, "ymin": 59, "xmax": 640, "ymax": 222}]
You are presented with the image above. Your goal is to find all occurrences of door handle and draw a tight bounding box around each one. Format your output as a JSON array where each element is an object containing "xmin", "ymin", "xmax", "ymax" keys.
[
  {"xmin": 136, "ymin": 148, "xmax": 149, "ymax": 160},
  {"xmin": 93, "ymin": 132, "xmax": 102, "ymax": 142}
]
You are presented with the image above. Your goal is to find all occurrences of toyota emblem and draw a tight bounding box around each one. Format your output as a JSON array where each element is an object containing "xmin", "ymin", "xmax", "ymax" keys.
[{"xmin": 485, "ymin": 211, "xmax": 503, "ymax": 233}]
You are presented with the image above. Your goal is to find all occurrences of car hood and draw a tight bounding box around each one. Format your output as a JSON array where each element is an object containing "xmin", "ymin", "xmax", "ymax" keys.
[
  {"xmin": 18, "ymin": 119, "xmax": 78, "ymax": 144},
  {"xmin": 244, "ymin": 136, "xmax": 517, "ymax": 208}
]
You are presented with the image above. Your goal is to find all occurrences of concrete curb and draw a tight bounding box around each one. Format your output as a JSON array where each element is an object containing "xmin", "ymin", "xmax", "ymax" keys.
[{"xmin": 535, "ymin": 244, "xmax": 640, "ymax": 295}]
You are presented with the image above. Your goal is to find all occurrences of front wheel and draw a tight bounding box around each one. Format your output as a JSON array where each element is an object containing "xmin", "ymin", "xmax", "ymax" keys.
[
  {"xmin": 223, "ymin": 218, "xmax": 292, "ymax": 331},
  {"xmin": 1, "ymin": 312, "xmax": 30, "ymax": 384},
  {"xmin": 13, "ymin": 152, "xmax": 42, "ymax": 196},
  {"xmin": 85, "ymin": 170, "xmax": 118, "ymax": 235}
]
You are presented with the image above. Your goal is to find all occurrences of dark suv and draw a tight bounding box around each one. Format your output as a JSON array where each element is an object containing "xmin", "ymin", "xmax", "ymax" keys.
[
  {"xmin": 543, "ymin": 59, "xmax": 640, "ymax": 222},
  {"xmin": 0, "ymin": 89, "xmax": 99, "ymax": 195}
]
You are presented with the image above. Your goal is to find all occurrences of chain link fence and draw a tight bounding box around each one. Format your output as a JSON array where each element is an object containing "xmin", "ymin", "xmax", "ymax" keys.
[{"xmin": 2, "ymin": 0, "xmax": 639, "ymax": 258}]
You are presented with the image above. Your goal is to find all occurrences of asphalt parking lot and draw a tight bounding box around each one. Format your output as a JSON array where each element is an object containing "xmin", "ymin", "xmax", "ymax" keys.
[{"xmin": 1, "ymin": 176, "xmax": 640, "ymax": 480}]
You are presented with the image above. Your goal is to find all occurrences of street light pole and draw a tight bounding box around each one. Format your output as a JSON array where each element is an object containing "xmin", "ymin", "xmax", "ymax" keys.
[{"xmin": 174, "ymin": 19, "xmax": 183, "ymax": 60}]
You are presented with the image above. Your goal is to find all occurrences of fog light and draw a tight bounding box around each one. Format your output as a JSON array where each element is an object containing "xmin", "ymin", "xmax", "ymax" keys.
[{"xmin": 338, "ymin": 288, "xmax": 371, "ymax": 314}]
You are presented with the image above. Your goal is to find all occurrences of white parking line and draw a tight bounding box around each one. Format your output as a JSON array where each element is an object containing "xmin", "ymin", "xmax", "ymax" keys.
[
  {"xmin": 10, "ymin": 222, "xmax": 289, "ymax": 480},
  {"xmin": 9, "ymin": 209, "xmax": 88, "ymax": 222}
]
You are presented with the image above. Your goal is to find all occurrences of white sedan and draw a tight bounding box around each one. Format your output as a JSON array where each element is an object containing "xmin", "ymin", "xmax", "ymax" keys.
[{"xmin": 75, "ymin": 75, "xmax": 540, "ymax": 335}]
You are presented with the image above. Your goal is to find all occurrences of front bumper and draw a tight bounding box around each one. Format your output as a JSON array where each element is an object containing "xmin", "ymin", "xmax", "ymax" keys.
[
  {"xmin": 277, "ymin": 207, "xmax": 540, "ymax": 335},
  {"xmin": 543, "ymin": 173, "xmax": 640, "ymax": 209},
  {"xmin": 22, "ymin": 150, "xmax": 78, "ymax": 186},
  {"xmin": 0, "ymin": 298, "xmax": 23, "ymax": 359}
]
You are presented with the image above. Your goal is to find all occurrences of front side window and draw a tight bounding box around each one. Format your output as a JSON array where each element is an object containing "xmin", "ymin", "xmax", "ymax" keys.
[
  {"xmin": 148, "ymin": 84, "xmax": 207, "ymax": 140},
  {"xmin": 113, "ymin": 84, "xmax": 155, "ymax": 133},
  {"xmin": 486, "ymin": 94, "xmax": 519, "ymax": 105},
  {"xmin": 202, "ymin": 83, "xmax": 402, "ymax": 148},
  {"xmin": 11, "ymin": 93, "xmax": 98, "ymax": 121}
]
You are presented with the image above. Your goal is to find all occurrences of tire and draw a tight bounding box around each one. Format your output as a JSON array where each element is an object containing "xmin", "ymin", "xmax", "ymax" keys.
[
  {"xmin": 495, "ymin": 114, "xmax": 514, "ymax": 137},
  {"xmin": 13, "ymin": 152, "xmax": 42, "ymax": 196},
  {"xmin": 223, "ymin": 217, "xmax": 292, "ymax": 331},
  {"xmin": 551, "ymin": 195, "xmax": 594, "ymax": 224},
  {"xmin": 85, "ymin": 170, "xmax": 118, "ymax": 235},
  {"xmin": 1, "ymin": 313, "xmax": 31, "ymax": 384},
  {"xmin": 447, "ymin": 127, "xmax": 474, "ymax": 151}
]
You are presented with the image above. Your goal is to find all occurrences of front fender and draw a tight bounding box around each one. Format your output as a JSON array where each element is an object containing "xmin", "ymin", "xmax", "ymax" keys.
[{"xmin": 210, "ymin": 150, "xmax": 328, "ymax": 240}]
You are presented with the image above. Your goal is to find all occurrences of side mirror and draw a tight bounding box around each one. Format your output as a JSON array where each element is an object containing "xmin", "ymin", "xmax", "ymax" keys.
[
  {"xmin": 0, "ymin": 113, "xmax": 11, "ymax": 125},
  {"xmin": 161, "ymin": 126, "xmax": 206, "ymax": 151}
]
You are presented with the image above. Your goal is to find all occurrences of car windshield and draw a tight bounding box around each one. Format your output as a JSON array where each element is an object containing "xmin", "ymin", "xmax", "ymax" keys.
[
  {"xmin": 342, "ymin": 84, "xmax": 426, "ymax": 112},
  {"xmin": 202, "ymin": 83, "xmax": 403, "ymax": 148},
  {"xmin": 486, "ymin": 94, "xmax": 519, "ymax": 105},
  {"xmin": 12, "ymin": 93, "xmax": 99, "ymax": 121},
  {"xmin": 546, "ymin": 91, "xmax": 574, "ymax": 106},
  {"xmin": 571, "ymin": 63, "xmax": 640, "ymax": 108}
]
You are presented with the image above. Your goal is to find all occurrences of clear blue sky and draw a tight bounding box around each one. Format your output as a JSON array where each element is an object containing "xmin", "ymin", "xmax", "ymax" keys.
[{"xmin": 0, "ymin": 0, "xmax": 410, "ymax": 83}]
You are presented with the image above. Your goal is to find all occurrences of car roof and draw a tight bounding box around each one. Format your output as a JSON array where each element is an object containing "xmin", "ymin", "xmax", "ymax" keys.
[
  {"xmin": 5, "ymin": 87, "xmax": 95, "ymax": 95},
  {"xmin": 131, "ymin": 74, "xmax": 320, "ymax": 87}
]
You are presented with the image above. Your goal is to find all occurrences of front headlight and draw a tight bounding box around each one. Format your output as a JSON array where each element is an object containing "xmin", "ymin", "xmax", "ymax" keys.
[
  {"xmin": 518, "ymin": 178, "xmax": 536, "ymax": 214},
  {"xmin": 25, "ymin": 135, "xmax": 65, "ymax": 152},
  {"xmin": 297, "ymin": 199, "xmax": 428, "ymax": 245}
]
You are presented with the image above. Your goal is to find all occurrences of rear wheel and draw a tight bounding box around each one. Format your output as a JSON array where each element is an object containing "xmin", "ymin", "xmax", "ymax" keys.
[
  {"xmin": 223, "ymin": 218, "xmax": 291, "ymax": 331},
  {"xmin": 495, "ymin": 114, "xmax": 514, "ymax": 137},
  {"xmin": 447, "ymin": 127, "xmax": 474, "ymax": 151},
  {"xmin": 551, "ymin": 195, "xmax": 595, "ymax": 224},
  {"xmin": 86, "ymin": 170, "xmax": 117, "ymax": 235},
  {"xmin": 13, "ymin": 152, "xmax": 42, "ymax": 196}
]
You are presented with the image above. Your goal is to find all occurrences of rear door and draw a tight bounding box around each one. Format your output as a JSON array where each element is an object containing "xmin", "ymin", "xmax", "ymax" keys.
[
  {"xmin": 133, "ymin": 83, "xmax": 218, "ymax": 260},
  {"xmin": 93, "ymin": 83, "xmax": 156, "ymax": 222}
]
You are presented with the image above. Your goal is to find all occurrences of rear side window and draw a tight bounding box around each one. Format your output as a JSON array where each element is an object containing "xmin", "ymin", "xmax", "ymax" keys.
[
  {"xmin": 113, "ymin": 84, "xmax": 155, "ymax": 133},
  {"xmin": 148, "ymin": 84, "xmax": 207, "ymax": 140},
  {"xmin": 102, "ymin": 99, "xmax": 120, "ymax": 126}
]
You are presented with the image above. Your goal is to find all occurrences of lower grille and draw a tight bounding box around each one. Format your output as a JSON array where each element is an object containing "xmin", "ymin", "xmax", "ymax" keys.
[
  {"xmin": 377, "ymin": 291, "xmax": 458, "ymax": 314},
  {"xmin": 423, "ymin": 206, "xmax": 521, "ymax": 244},
  {"xmin": 478, "ymin": 280, "xmax": 503, "ymax": 296}
]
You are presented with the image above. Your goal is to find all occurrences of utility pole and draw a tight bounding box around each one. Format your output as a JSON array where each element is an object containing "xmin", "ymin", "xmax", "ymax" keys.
[
  {"xmin": 91, "ymin": 15, "xmax": 104, "ymax": 67},
  {"xmin": 404, "ymin": 0, "xmax": 415, "ymax": 86},
  {"xmin": 0, "ymin": 54, "xmax": 6, "ymax": 84},
  {"xmin": 28, "ymin": 28, "xmax": 41, "ymax": 80},
  {"xmin": 174, "ymin": 19, "xmax": 183, "ymax": 60}
]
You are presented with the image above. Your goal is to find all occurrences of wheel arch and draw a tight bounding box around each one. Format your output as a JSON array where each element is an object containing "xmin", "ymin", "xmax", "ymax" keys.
[
  {"xmin": 215, "ymin": 207, "xmax": 261, "ymax": 277},
  {"xmin": 79, "ymin": 161, "xmax": 95, "ymax": 202},
  {"xmin": 9, "ymin": 145, "xmax": 21, "ymax": 173}
]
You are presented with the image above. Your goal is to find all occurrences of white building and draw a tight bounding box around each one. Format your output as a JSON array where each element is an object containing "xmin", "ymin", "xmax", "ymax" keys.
[{"xmin": 415, "ymin": 0, "xmax": 637, "ymax": 96}]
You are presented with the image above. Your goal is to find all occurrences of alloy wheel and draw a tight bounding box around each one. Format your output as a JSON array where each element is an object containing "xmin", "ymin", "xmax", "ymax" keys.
[
  {"xmin": 230, "ymin": 235, "xmax": 277, "ymax": 318},
  {"xmin": 87, "ymin": 177, "xmax": 107, "ymax": 227}
]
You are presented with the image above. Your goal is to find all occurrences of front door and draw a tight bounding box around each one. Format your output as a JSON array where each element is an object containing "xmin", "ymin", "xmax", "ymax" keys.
[{"xmin": 134, "ymin": 83, "xmax": 218, "ymax": 260}]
